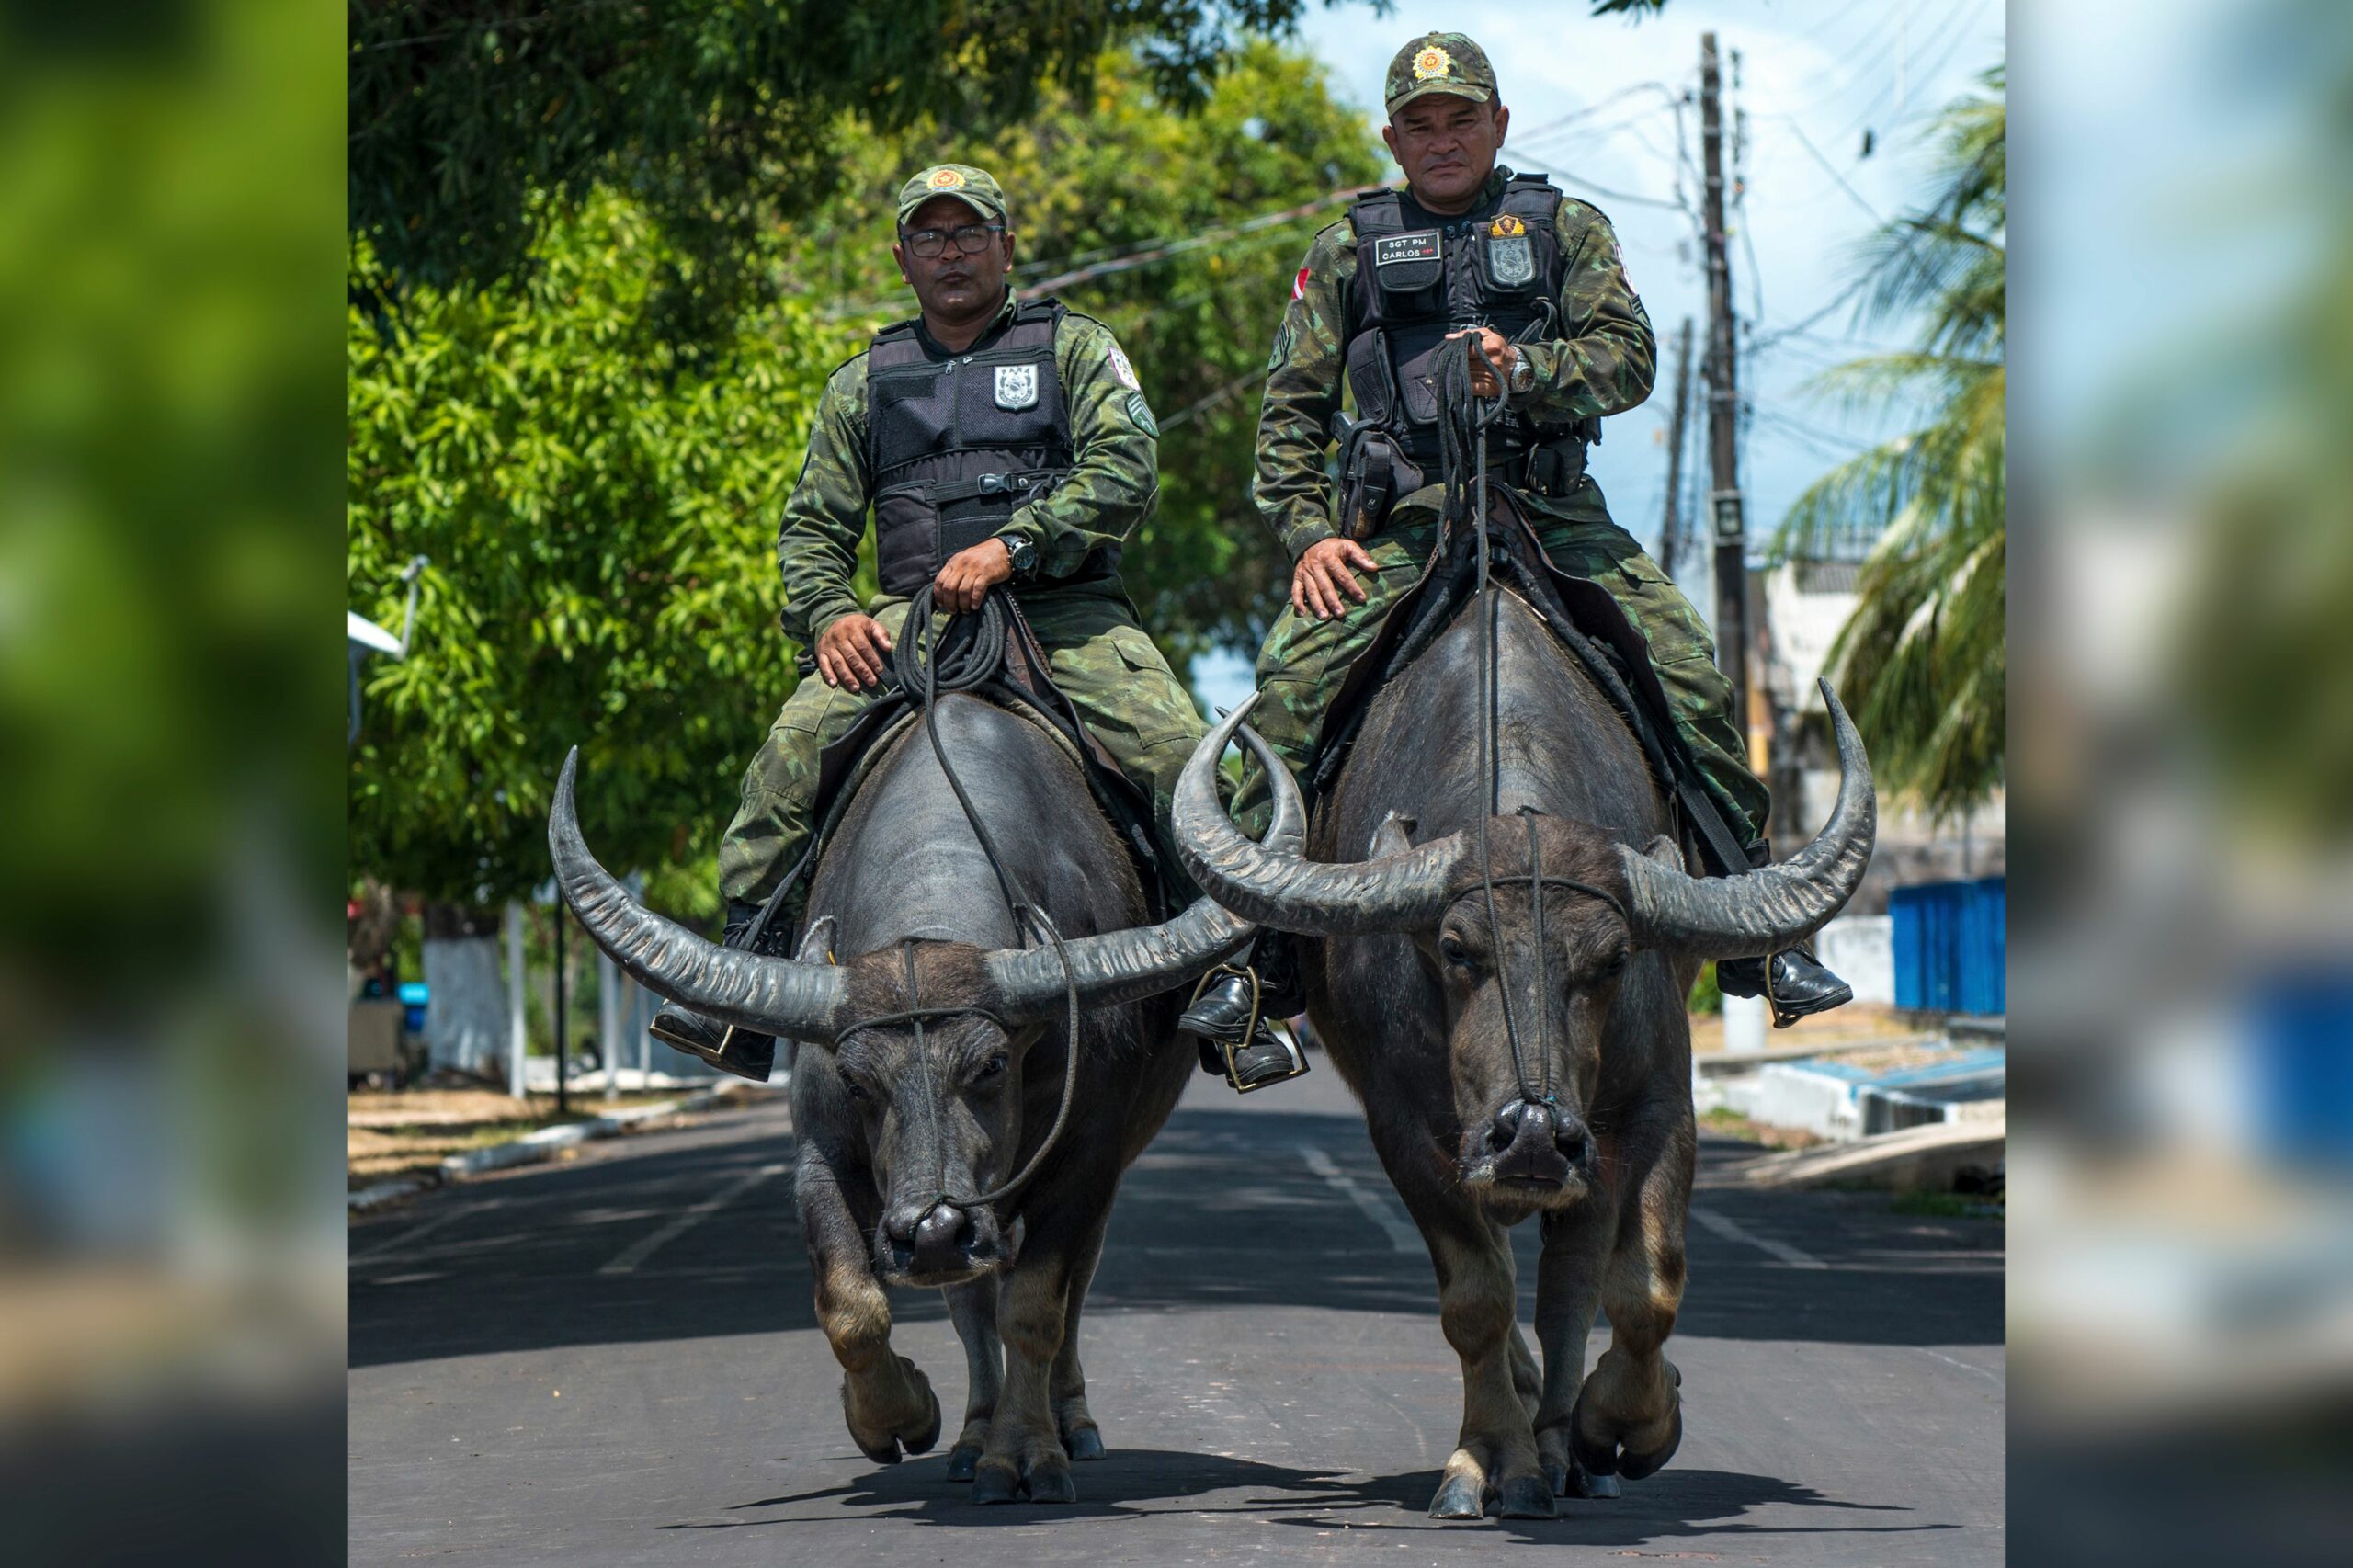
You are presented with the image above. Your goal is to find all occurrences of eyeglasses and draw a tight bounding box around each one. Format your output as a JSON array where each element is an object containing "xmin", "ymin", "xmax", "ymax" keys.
[{"xmin": 899, "ymin": 222, "xmax": 1006, "ymax": 259}]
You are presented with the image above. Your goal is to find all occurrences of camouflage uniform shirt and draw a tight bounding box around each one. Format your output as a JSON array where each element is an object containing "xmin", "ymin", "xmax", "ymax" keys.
[
  {"xmin": 1254, "ymin": 167, "xmax": 1657, "ymax": 558},
  {"xmin": 777, "ymin": 293, "xmax": 1161, "ymax": 645}
]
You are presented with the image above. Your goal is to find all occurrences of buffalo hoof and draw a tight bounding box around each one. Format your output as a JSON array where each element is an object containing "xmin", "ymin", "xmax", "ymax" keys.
[
  {"xmin": 841, "ymin": 1360, "xmax": 939, "ymax": 1465},
  {"xmin": 1497, "ymin": 1473, "xmax": 1557, "ymax": 1519},
  {"xmin": 1568, "ymin": 1383, "xmax": 1682, "ymax": 1483},
  {"xmin": 1545, "ymin": 1456, "xmax": 1621, "ymax": 1499},
  {"xmin": 1427, "ymin": 1474, "xmax": 1486, "ymax": 1520},
  {"xmin": 1063, "ymin": 1426, "xmax": 1107, "ymax": 1462},
  {"xmin": 1023, "ymin": 1458, "xmax": 1078, "ymax": 1505},
  {"xmin": 970, "ymin": 1460, "xmax": 1023, "ymax": 1505},
  {"xmin": 944, "ymin": 1443, "xmax": 983, "ymax": 1482}
]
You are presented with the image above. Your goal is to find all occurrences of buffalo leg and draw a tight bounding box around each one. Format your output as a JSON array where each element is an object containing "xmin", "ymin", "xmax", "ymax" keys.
[
  {"xmin": 1533, "ymin": 1199, "xmax": 1620, "ymax": 1499},
  {"xmin": 971, "ymin": 1244, "xmax": 1078, "ymax": 1505},
  {"xmin": 1569, "ymin": 1113, "xmax": 1693, "ymax": 1483},
  {"xmin": 942, "ymin": 1278, "xmax": 1002, "ymax": 1481},
  {"xmin": 800, "ymin": 1159, "xmax": 940, "ymax": 1464},
  {"xmin": 1050, "ymin": 1215, "xmax": 1110, "ymax": 1461},
  {"xmin": 1392, "ymin": 1183, "xmax": 1554, "ymax": 1521}
]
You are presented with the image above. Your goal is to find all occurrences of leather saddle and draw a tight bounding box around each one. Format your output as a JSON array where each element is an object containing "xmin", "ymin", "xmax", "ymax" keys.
[
  {"xmin": 1306, "ymin": 489, "xmax": 1753, "ymax": 881},
  {"xmin": 742, "ymin": 597, "xmax": 1170, "ymax": 957}
]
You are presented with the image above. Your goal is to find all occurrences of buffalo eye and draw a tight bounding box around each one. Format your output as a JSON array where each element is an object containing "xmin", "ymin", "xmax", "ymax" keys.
[
  {"xmin": 1599, "ymin": 948, "xmax": 1631, "ymax": 979},
  {"xmin": 1438, "ymin": 933, "xmax": 1473, "ymax": 971},
  {"xmin": 977, "ymin": 1052, "xmax": 1009, "ymax": 1081},
  {"xmin": 841, "ymin": 1077, "xmax": 872, "ymax": 1104}
]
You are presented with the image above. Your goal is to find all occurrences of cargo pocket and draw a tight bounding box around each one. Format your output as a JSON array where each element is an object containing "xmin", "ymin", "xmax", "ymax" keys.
[{"xmin": 1099, "ymin": 625, "xmax": 1204, "ymax": 752}]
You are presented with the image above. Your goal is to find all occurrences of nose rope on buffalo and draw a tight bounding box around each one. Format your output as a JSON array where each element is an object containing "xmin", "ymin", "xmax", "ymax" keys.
[
  {"xmin": 831, "ymin": 584, "xmax": 1086, "ymax": 1216},
  {"xmin": 1434, "ymin": 335, "xmax": 1631, "ymax": 1120}
]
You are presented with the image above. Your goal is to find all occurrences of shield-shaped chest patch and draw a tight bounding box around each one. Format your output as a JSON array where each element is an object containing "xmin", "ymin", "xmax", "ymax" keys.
[
  {"xmin": 1487, "ymin": 233, "xmax": 1536, "ymax": 288},
  {"xmin": 994, "ymin": 364, "xmax": 1039, "ymax": 410}
]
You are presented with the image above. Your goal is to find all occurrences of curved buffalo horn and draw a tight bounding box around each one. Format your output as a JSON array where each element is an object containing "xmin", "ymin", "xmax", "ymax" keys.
[
  {"xmin": 1615, "ymin": 678, "xmax": 1878, "ymax": 958},
  {"xmin": 1168, "ymin": 695, "xmax": 1466, "ymax": 937},
  {"xmin": 548, "ymin": 749, "xmax": 849, "ymax": 1043},
  {"xmin": 983, "ymin": 714, "xmax": 1309, "ymax": 1019}
]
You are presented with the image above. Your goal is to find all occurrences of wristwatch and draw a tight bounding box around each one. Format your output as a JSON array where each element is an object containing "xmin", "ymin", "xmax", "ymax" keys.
[
  {"xmin": 995, "ymin": 530, "xmax": 1038, "ymax": 580},
  {"xmin": 1506, "ymin": 350, "xmax": 1537, "ymax": 396}
]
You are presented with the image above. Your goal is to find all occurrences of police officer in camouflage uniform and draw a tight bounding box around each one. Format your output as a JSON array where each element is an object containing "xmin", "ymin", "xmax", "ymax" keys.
[
  {"xmin": 1182, "ymin": 35, "xmax": 1852, "ymax": 1039},
  {"xmin": 653, "ymin": 165, "xmax": 1308, "ymax": 1089}
]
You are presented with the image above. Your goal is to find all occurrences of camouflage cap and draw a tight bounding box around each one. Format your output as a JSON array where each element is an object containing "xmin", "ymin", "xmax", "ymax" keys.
[
  {"xmin": 895, "ymin": 164, "xmax": 1009, "ymax": 228},
  {"xmin": 1383, "ymin": 32, "xmax": 1496, "ymax": 116}
]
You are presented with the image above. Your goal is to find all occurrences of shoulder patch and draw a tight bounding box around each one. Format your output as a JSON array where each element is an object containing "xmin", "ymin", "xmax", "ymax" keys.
[
  {"xmin": 1292, "ymin": 264, "xmax": 1311, "ymax": 301},
  {"xmin": 1126, "ymin": 392, "xmax": 1159, "ymax": 437},
  {"xmin": 1107, "ymin": 345, "xmax": 1141, "ymax": 392},
  {"xmin": 1267, "ymin": 318, "xmax": 1296, "ymax": 372}
]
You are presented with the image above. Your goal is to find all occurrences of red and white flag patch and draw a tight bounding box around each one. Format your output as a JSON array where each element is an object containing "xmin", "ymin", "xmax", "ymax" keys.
[{"xmin": 1291, "ymin": 265, "xmax": 1311, "ymax": 301}]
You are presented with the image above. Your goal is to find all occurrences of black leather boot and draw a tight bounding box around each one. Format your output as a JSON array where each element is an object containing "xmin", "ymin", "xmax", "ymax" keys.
[
  {"xmin": 1716, "ymin": 942, "xmax": 1853, "ymax": 1029},
  {"xmin": 1179, "ymin": 935, "xmax": 1310, "ymax": 1093},
  {"xmin": 649, "ymin": 901, "xmax": 779, "ymax": 1083}
]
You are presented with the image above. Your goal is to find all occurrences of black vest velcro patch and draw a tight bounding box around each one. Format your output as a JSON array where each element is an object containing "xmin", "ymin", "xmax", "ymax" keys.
[{"xmin": 1373, "ymin": 231, "xmax": 1441, "ymax": 267}]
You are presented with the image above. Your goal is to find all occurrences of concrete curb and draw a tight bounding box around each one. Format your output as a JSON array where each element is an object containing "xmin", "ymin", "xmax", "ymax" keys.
[
  {"xmin": 347, "ymin": 1081, "xmax": 783, "ymax": 1210},
  {"xmin": 438, "ymin": 1083, "xmax": 771, "ymax": 1179},
  {"xmin": 348, "ymin": 1175, "xmax": 438, "ymax": 1211},
  {"xmin": 1719, "ymin": 1116, "xmax": 2005, "ymax": 1193},
  {"xmin": 1692, "ymin": 1032, "xmax": 1944, "ymax": 1078}
]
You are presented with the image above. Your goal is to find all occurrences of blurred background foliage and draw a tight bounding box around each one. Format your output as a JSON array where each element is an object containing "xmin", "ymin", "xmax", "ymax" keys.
[
  {"xmin": 2, "ymin": 0, "xmax": 340, "ymax": 1015},
  {"xmin": 348, "ymin": 39, "xmax": 1381, "ymax": 916}
]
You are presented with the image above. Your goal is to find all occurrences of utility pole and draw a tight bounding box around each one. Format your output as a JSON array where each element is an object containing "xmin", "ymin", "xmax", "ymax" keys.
[
  {"xmin": 1658, "ymin": 316, "xmax": 1695, "ymax": 579},
  {"xmin": 1699, "ymin": 31, "xmax": 1748, "ymax": 732}
]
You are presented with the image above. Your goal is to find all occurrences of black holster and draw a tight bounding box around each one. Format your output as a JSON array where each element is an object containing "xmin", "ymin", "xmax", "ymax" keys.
[
  {"xmin": 1522, "ymin": 426, "xmax": 1595, "ymax": 498},
  {"xmin": 1338, "ymin": 424, "xmax": 1421, "ymax": 540}
]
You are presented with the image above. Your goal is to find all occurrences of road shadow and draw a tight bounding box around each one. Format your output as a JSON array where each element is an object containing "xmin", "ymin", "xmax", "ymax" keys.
[
  {"xmin": 351, "ymin": 1099, "xmax": 2001, "ymax": 1370},
  {"xmin": 657, "ymin": 1449, "xmax": 1949, "ymax": 1548}
]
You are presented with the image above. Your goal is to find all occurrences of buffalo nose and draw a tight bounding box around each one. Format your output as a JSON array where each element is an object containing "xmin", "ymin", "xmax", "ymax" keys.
[
  {"xmin": 882, "ymin": 1199, "xmax": 930, "ymax": 1247},
  {"xmin": 915, "ymin": 1202, "xmax": 969, "ymax": 1253},
  {"xmin": 1488, "ymin": 1099, "xmax": 1552, "ymax": 1152},
  {"xmin": 1486, "ymin": 1096, "xmax": 1543, "ymax": 1149}
]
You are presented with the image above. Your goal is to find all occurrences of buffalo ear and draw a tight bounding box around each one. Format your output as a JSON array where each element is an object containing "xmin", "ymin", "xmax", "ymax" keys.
[
  {"xmin": 1370, "ymin": 812, "xmax": 1418, "ymax": 859},
  {"xmin": 795, "ymin": 915, "xmax": 837, "ymax": 966},
  {"xmin": 1643, "ymin": 834, "xmax": 1684, "ymax": 872}
]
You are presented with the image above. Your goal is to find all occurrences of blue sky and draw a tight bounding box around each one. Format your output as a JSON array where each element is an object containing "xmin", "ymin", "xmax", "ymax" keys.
[{"xmin": 1195, "ymin": 0, "xmax": 2006, "ymax": 711}]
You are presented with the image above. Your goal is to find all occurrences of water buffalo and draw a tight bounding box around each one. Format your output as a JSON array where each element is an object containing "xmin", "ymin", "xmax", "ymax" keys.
[
  {"xmin": 549, "ymin": 697, "xmax": 1302, "ymax": 1503},
  {"xmin": 1172, "ymin": 591, "xmax": 1874, "ymax": 1520}
]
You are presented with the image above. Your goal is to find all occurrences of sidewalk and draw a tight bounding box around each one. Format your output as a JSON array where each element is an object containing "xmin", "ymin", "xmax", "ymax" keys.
[{"xmin": 347, "ymin": 1082, "xmax": 784, "ymax": 1210}]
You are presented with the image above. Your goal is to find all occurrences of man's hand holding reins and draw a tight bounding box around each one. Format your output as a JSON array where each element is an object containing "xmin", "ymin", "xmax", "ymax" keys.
[{"xmin": 934, "ymin": 537, "xmax": 1013, "ymax": 616}]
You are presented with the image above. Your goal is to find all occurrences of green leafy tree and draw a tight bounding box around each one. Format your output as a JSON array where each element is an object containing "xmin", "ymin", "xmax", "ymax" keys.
[
  {"xmin": 349, "ymin": 0, "xmax": 1368, "ymax": 324},
  {"xmin": 348, "ymin": 193, "xmax": 856, "ymax": 916},
  {"xmin": 349, "ymin": 43, "xmax": 1381, "ymax": 922},
  {"xmin": 1775, "ymin": 68, "xmax": 2005, "ymax": 821}
]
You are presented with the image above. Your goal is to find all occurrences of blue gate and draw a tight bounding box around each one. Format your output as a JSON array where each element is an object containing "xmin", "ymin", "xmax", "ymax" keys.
[{"xmin": 1890, "ymin": 876, "xmax": 2006, "ymax": 1016}]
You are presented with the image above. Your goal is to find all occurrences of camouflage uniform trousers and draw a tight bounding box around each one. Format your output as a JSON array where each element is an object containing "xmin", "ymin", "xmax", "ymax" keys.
[
  {"xmin": 717, "ymin": 586, "xmax": 1210, "ymax": 927},
  {"xmin": 1233, "ymin": 483, "xmax": 1771, "ymax": 853}
]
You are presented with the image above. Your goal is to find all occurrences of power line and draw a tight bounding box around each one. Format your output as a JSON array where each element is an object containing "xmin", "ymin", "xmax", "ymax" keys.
[
  {"xmin": 822, "ymin": 187, "xmax": 1358, "ymax": 320},
  {"xmin": 1506, "ymin": 151, "xmax": 1693, "ymax": 214},
  {"xmin": 1776, "ymin": 113, "xmax": 1885, "ymax": 225},
  {"xmin": 1157, "ymin": 366, "xmax": 1263, "ymax": 432}
]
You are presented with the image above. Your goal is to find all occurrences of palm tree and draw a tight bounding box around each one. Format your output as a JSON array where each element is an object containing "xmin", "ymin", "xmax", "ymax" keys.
[{"xmin": 1776, "ymin": 68, "xmax": 2005, "ymax": 822}]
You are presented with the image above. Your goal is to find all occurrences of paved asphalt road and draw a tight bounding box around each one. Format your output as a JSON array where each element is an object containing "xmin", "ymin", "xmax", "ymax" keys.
[{"xmin": 350, "ymin": 1055, "xmax": 2004, "ymax": 1565}]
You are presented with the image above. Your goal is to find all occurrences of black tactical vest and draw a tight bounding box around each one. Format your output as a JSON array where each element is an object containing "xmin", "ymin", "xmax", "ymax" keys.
[
  {"xmin": 865, "ymin": 299, "xmax": 1083, "ymax": 597},
  {"xmin": 1342, "ymin": 174, "xmax": 1578, "ymax": 468}
]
